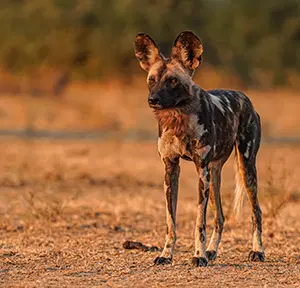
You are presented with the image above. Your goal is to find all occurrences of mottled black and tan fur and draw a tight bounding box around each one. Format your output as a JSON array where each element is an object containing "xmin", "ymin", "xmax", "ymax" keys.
[{"xmin": 134, "ymin": 31, "xmax": 264, "ymax": 267}]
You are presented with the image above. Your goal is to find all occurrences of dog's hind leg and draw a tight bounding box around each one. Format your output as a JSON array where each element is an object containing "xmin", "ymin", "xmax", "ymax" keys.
[{"xmin": 234, "ymin": 113, "xmax": 264, "ymax": 262}]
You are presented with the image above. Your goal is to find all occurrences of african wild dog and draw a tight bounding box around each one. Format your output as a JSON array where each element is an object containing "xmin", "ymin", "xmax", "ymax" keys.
[{"xmin": 134, "ymin": 31, "xmax": 264, "ymax": 267}]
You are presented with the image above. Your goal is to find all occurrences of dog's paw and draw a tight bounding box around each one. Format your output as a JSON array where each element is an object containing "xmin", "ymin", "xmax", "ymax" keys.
[
  {"xmin": 191, "ymin": 257, "xmax": 208, "ymax": 267},
  {"xmin": 248, "ymin": 250, "xmax": 265, "ymax": 262},
  {"xmin": 206, "ymin": 250, "xmax": 217, "ymax": 261},
  {"xmin": 154, "ymin": 256, "xmax": 172, "ymax": 265}
]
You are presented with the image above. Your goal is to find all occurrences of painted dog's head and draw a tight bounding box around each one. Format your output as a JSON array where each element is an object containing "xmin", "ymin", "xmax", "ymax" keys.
[{"xmin": 134, "ymin": 31, "xmax": 203, "ymax": 110}]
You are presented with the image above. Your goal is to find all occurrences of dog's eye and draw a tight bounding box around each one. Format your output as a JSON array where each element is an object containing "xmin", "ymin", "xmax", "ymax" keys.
[
  {"xmin": 170, "ymin": 77, "xmax": 178, "ymax": 87},
  {"xmin": 148, "ymin": 78, "xmax": 156, "ymax": 87}
]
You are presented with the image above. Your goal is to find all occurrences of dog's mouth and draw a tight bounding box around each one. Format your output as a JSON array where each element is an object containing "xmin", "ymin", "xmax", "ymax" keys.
[
  {"xmin": 149, "ymin": 103, "xmax": 164, "ymax": 110},
  {"xmin": 149, "ymin": 98, "xmax": 190, "ymax": 110}
]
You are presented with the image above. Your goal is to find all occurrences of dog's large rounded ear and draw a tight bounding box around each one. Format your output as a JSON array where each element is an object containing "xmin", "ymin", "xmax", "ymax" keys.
[
  {"xmin": 171, "ymin": 31, "xmax": 203, "ymax": 74},
  {"xmin": 135, "ymin": 33, "xmax": 162, "ymax": 72}
]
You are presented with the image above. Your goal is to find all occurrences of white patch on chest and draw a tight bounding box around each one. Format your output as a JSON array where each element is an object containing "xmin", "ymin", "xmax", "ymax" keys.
[
  {"xmin": 189, "ymin": 115, "xmax": 208, "ymax": 139},
  {"xmin": 209, "ymin": 93, "xmax": 225, "ymax": 114},
  {"xmin": 158, "ymin": 134, "xmax": 185, "ymax": 159},
  {"xmin": 158, "ymin": 115, "xmax": 212, "ymax": 161}
]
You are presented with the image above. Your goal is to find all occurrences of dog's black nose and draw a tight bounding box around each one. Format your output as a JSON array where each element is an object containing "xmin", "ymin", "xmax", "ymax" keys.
[{"xmin": 148, "ymin": 96, "xmax": 159, "ymax": 106}]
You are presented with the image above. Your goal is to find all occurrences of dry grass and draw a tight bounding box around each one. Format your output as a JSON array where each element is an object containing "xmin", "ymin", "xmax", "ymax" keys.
[
  {"xmin": 262, "ymin": 160, "xmax": 296, "ymax": 220},
  {"xmin": 0, "ymin": 139, "xmax": 299, "ymax": 287},
  {"xmin": 0, "ymin": 80, "xmax": 300, "ymax": 138}
]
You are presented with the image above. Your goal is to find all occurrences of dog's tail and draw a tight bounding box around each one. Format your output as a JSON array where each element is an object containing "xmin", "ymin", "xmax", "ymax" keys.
[{"xmin": 233, "ymin": 143, "xmax": 246, "ymax": 216}]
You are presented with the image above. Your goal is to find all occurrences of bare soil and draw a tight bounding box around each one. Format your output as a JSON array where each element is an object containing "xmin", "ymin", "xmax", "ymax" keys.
[{"xmin": 0, "ymin": 140, "xmax": 300, "ymax": 287}]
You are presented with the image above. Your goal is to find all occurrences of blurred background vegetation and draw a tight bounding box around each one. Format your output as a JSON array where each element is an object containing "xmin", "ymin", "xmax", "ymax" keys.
[{"xmin": 0, "ymin": 0, "xmax": 299, "ymax": 88}]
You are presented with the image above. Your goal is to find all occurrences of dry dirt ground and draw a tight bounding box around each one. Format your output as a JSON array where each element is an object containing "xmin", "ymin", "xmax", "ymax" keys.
[{"xmin": 0, "ymin": 139, "xmax": 299, "ymax": 287}]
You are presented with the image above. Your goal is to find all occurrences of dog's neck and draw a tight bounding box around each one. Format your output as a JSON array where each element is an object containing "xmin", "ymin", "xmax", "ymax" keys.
[
  {"xmin": 154, "ymin": 109, "xmax": 190, "ymax": 138},
  {"xmin": 153, "ymin": 85, "xmax": 210, "ymax": 138}
]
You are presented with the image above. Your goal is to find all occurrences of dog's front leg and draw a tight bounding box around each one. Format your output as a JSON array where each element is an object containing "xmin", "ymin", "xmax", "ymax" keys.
[
  {"xmin": 192, "ymin": 164, "xmax": 210, "ymax": 267},
  {"xmin": 154, "ymin": 157, "xmax": 180, "ymax": 265}
]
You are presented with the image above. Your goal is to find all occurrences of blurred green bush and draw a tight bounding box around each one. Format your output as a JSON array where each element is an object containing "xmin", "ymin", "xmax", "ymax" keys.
[{"xmin": 0, "ymin": 0, "xmax": 299, "ymax": 86}]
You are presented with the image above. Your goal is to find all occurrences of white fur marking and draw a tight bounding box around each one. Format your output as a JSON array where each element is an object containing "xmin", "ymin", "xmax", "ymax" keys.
[
  {"xmin": 189, "ymin": 115, "xmax": 208, "ymax": 138},
  {"xmin": 247, "ymin": 115, "xmax": 252, "ymax": 125},
  {"xmin": 198, "ymin": 124, "xmax": 208, "ymax": 137},
  {"xmin": 202, "ymin": 167, "xmax": 209, "ymax": 177},
  {"xmin": 224, "ymin": 97, "xmax": 233, "ymax": 112},
  {"xmin": 244, "ymin": 141, "xmax": 251, "ymax": 158},
  {"xmin": 202, "ymin": 145, "xmax": 211, "ymax": 159},
  {"xmin": 209, "ymin": 94, "xmax": 225, "ymax": 114}
]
